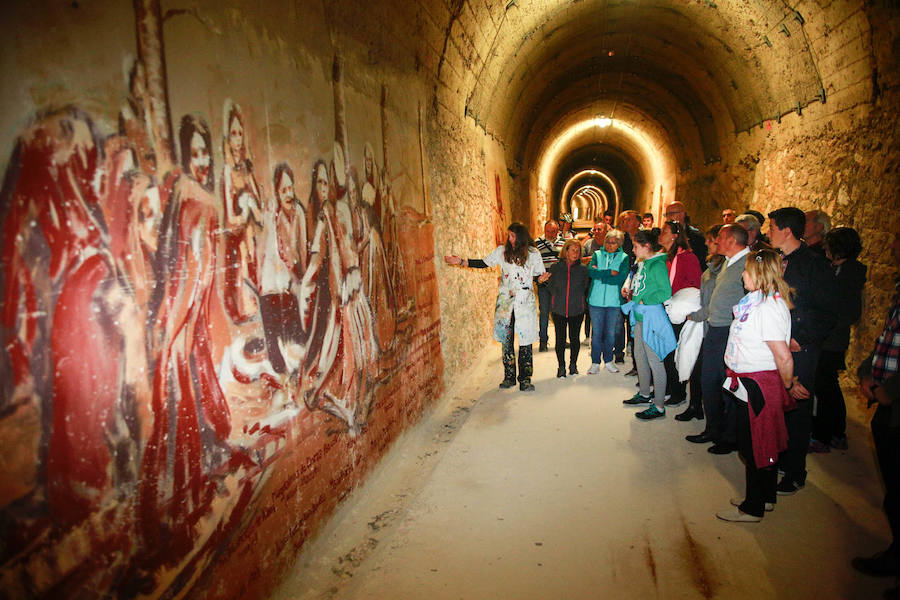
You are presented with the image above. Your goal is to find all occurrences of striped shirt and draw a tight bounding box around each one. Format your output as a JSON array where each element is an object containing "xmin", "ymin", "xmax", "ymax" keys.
[{"xmin": 535, "ymin": 235, "xmax": 563, "ymax": 270}]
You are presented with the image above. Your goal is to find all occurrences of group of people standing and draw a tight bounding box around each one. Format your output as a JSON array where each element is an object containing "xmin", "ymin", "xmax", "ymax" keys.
[{"xmin": 445, "ymin": 202, "xmax": 899, "ymax": 597}]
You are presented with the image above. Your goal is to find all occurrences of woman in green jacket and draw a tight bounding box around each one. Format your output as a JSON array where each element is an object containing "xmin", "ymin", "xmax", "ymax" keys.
[{"xmin": 623, "ymin": 229, "xmax": 674, "ymax": 419}]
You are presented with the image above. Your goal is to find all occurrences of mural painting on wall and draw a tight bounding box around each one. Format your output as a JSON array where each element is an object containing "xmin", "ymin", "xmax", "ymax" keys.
[
  {"xmin": 0, "ymin": 3, "xmax": 443, "ymax": 598},
  {"xmin": 492, "ymin": 173, "xmax": 507, "ymax": 247}
]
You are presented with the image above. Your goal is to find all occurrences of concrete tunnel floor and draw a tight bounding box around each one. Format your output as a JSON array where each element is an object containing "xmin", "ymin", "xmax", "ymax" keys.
[{"xmin": 273, "ymin": 335, "xmax": 895, "ymax": 600}]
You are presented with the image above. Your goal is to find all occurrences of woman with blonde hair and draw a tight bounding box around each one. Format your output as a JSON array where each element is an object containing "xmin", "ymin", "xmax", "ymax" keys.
[{"xmin": 717, "ymin": 249, "xmax": 810, "ymax": 522}]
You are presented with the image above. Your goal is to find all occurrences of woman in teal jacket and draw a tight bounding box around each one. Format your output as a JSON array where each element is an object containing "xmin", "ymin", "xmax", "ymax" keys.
[
  {"xmin": 587, "ymin": 230, "xmax": 629, "ymax": 374},
  {"xmin": 622, "ymin": 229, "xmax": 675, "ymax": 420}
]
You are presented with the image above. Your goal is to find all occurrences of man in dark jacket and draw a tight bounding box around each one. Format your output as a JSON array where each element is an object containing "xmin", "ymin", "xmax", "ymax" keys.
[
  {"xmin": 811, "ymin": 227, "xmax": 867, "ymax": 451},
  {"xmin": 768, "ymin": 207, "xmax": 839, "ymax": 495},
  {"xmin": 852, "ymin": 231, "xmax": 900, "ymax": 591},
  {"xmin": 664, "ymin": 201, "xmax": 707, "ymax": 272}
]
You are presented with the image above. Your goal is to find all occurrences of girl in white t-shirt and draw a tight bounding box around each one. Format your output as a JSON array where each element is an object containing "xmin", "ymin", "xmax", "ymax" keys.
[{"xmin": 717, "ymin": 249, "xmax": 810, "ymax": 523}]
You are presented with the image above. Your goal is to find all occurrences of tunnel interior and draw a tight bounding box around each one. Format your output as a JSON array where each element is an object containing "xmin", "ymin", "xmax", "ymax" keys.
[
  {"xmin": 0, "ymin": 0, "xmax": 897, "ymax": 598},
  {"xmin": 553, "ymin": 143, "xmax": 640, "ymax": 228},
  {"xmin": 463, "ymin": 0, "xmax": 826, "ymax": 226}
]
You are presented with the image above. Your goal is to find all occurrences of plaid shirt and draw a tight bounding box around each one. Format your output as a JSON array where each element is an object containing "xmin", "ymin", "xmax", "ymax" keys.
[{"xmin": 872, "ymin": 281, "xmax": 900, "ymax": 384}]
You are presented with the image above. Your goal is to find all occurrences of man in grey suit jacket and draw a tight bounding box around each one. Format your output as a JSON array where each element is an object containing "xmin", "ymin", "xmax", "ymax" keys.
[{"xmin": 685, "ymin": 224, "xmax": 750, "ymax": 453}]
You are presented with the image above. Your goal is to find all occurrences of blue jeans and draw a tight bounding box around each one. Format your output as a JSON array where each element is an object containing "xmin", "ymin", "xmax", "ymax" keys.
[
  {"xmin": 537, "ymin": 284, "xmax": 551, "ymax": 346},
  {"xmin": 589, "ymin": 305, "xmax": 621, "ymax": 364}
]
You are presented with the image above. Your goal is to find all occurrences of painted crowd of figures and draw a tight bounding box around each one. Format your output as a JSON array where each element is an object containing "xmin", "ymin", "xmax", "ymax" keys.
[{"xmin": 0, "ymin": 54, "xmax": 418, "ymax": 592}]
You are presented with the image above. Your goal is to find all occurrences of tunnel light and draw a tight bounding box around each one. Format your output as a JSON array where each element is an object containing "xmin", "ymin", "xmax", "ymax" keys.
[{"xmin": 536, "ymin": 114, "xmax": 679, "ymax": 223}]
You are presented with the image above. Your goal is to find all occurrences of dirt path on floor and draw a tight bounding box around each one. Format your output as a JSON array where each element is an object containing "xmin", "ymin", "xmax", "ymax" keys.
[{"xmin": 273, "ymin": 343, "xmax": 893, "ymax": 600}]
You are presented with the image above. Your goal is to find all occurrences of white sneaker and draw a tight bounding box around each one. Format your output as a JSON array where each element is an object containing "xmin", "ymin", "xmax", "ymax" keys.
[
  {"xmin": 587, "ymin": 363, "xmax": 601, "ymax": 375},
  {"xmin": 605, "ymin": 363, "xmax": 619, "ymax": 374}
]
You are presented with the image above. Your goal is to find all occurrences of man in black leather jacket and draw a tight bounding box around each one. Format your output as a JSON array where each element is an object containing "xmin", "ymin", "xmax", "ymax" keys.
[{"xmin": 768, "ymin": 207, "xmax": 839, "ymax": 495}]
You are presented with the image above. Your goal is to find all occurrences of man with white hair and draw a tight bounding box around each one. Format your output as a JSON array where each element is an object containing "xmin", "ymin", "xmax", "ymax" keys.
[
  {"xmin": 735, "ymin": 213, "xmax": 771, "ymax": 251},
  {"xmin": 804, "ymin": 209, "xmax": 831, "ymax": 256},
  {"xmin": 582, "ymin": 221, "xmax": 608, "ymax": 257}
]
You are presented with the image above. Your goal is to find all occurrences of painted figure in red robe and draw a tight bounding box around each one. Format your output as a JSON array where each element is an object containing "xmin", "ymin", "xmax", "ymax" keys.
[{"xmin": 221, "ymin": 101, "xmax": 261, "ymax": 324}]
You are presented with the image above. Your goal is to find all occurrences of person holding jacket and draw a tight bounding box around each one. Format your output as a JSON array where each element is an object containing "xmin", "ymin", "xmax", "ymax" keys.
[
  {"xmin": 547, "ymin": 239, "xmax": 591, "ymax": 377},
  {"xmin": 716, "ymin": 249, "xmax": 809, "ymax": 523},
  {"xmin": 676, "ymin": 225, "xmax": 724, "ymax": 421},
  {"xmin": 586, "ymin": 230, "xmax": 629, "ymax": 374},
  {"xmin": 659, "ymin": 220, "xmax": 702, "ymax": 406},
  {"xmin": 622, "ymin": 229, "xmax": 675, "ymax": 420}
]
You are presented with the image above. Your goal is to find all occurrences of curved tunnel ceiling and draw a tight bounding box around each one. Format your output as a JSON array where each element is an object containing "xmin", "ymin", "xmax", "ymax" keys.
[{"xmin": 461, "ymin": 0, "xmax": 825, "ymax": 217}]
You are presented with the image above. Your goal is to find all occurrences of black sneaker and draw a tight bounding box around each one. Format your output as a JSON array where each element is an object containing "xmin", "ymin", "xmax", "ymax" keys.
[
  {"xmin": 635, "ymin": 405, "xmax": 665, "ymax": 420},
  {"xmin": 664, "ymin": 395, "xmax": 685, "ymax": 406},
  {"xmin": 538, "ymin": 343, "xmax": 549, "ymax": 352},
  {"xmin": 520, "ymin": 379, "xmax": 535, "ymax": 392},
  {"xmin": 623, "ymin": 393, "xmax": 652, "ymax": 405},
  {"xmin": 499, "ymin": 379, "xmax": 516, "ymax": 389},
  {"xmin": 556, "ymin": 367, "xmax": 566, "ymax": 378},
  {"xmin": 776, "ymin": 478, "xmax": 805, "ymax": 496},
  {"xmin": 569, "ymin": 365, "xmax": 578, "ymax": 375},
  {"xmin": 625, "ymin": 367, "xmax": 638, "ymax": 377}
]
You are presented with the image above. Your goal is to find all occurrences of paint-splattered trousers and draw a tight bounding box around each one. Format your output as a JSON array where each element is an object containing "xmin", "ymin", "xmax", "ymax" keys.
[{"xmin": 502, "ymin": 311, "xmax": 533, "ymax": 383}]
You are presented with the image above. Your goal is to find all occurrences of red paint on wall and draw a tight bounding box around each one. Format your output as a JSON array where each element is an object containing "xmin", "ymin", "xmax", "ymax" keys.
[{"xmin": 0, "ymin": 53, "xmax": 444, "ymax": 600}]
